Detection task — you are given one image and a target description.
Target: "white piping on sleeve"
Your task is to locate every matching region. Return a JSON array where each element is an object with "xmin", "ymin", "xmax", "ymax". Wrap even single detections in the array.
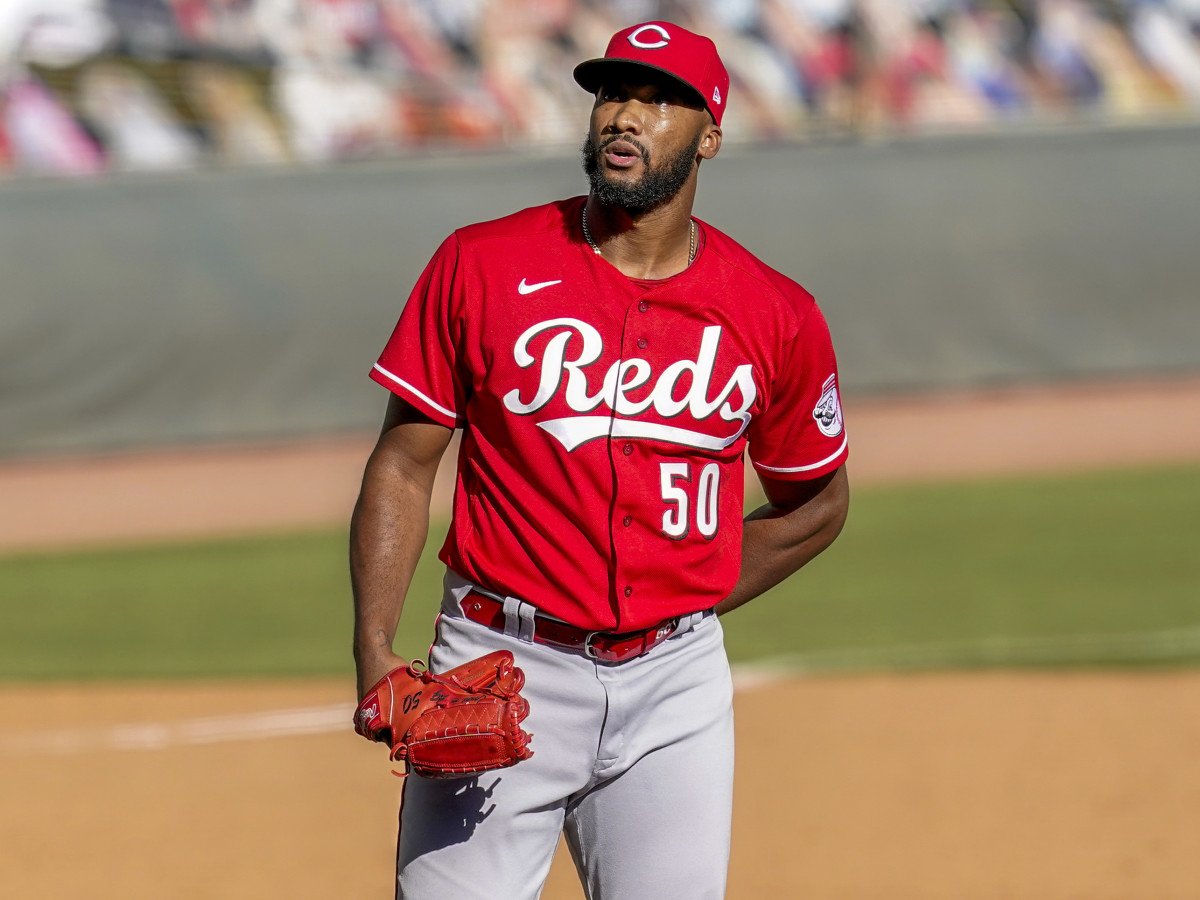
[
  {"xmin": 372, "ymin": 363, "xmax": 458, "ymax": 421},
  {"xmin": 754, "ymin": 434, "xmax": 848, "ymax": 474}
]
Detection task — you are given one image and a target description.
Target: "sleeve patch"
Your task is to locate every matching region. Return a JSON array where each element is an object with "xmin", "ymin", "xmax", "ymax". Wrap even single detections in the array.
[{"xmin": 812, "ymin": 374, "xmax": 843, "ymax": 438}]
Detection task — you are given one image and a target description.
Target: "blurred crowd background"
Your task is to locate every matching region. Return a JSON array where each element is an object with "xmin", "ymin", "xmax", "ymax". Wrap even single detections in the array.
[{"xmin": 2, "ymin": 0, "xmax": 1199, "ymax": 177}]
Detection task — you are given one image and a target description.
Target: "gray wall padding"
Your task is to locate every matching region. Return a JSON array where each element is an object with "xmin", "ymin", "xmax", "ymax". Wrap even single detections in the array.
[{"xmin": 2, "ymin": 125, "xmax": 1197, "ymax": 456}]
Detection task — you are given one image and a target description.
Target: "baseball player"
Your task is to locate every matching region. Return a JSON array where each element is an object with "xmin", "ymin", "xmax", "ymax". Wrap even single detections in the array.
[{"xmin": 351, "ymin": 21, "xmax": 850, "ymax": 900}]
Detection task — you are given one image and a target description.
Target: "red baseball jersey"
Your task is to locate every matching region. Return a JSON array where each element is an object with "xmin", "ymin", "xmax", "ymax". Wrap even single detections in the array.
[{"xmin": 372, "ymin": 197, "xmax": 848, "ymax": 631}]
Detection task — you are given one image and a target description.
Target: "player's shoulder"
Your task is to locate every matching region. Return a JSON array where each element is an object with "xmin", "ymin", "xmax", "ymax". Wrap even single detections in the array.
[
  {"xmin": 699, "ymin": 219, "xmax": 817, "ymax": 318},
  {"xmin": 453, "ymin": 198, "xmax": 580, "ymax": 248}
]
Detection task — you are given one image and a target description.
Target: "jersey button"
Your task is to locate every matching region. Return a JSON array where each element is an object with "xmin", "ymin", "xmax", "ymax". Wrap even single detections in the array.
[
  {"xmin": 637, "ymin": 338, "xmax": 647, "ymax": 349},
  {"xmin": 623, "ymin": 515, "xmax": 632, "ymax": 526},
  {"xmin": 624, "ymin": 586, "xmax": 633, "ymax": 598},
  {"xmin": 638, "ymin": 300, "xmax": 649, "ymax": 312},
  {"xmin": 622, "ymin": 443, "xmax": 633, "ymax": 456}
]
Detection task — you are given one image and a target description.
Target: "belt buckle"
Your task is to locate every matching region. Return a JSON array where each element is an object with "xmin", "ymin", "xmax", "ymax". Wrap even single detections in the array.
[
  {"xmin": 583, "ymin": 631, "xmax": 603, "ymax": 660},
  {"xmin": 585, "ymin": 630, "xmax": 646, "ymax": 663},
  {"xmin": 584, "ymin": 631, "xmax": 628, "ymax": 663}
]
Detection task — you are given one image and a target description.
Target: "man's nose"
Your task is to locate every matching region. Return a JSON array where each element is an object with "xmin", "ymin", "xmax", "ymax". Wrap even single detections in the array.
[{"xmin": 603, "ymin": 99, "xmax": 643, "ymax": 135}]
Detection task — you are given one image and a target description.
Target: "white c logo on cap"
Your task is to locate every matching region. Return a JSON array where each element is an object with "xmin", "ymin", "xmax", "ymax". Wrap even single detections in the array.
[{"xmin": 628, "ymin": 24, "xmax": 670, "ymax": 50}]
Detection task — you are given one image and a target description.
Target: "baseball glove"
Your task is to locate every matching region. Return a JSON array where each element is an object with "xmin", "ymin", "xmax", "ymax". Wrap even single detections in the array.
[{"xmin": 353, "ymin": 650, "xmax": 533, "ymax": 779}]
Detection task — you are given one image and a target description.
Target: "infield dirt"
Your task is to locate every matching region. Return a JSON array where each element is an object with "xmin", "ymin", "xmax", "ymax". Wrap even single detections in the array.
[
  {"xmin": 2, "ymin": 378, "xmax": 1199, "ymax": 898},
  {"xmin": 2, "ymin": 672, "xmax": 1200, "ymax": 899}
]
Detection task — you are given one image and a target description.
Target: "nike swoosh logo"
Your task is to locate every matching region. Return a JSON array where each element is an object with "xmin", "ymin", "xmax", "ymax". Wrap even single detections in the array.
[{"xmin": 518, "ymin": 278, "xmax": 562, "ymax": 295}]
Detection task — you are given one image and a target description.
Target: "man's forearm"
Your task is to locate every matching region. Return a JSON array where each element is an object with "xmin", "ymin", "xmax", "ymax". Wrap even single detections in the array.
[
  {"xmin": 350, "ymin": 450, "xmax": 436, "ymax": 696},
  {"xmin": 716, "ymin": 467, "xmax": 849, "ymax": 616}
]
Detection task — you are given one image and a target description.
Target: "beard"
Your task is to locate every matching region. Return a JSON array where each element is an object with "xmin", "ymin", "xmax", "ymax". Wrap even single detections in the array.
[{"xmin": 581, "ymin": 131, "xmax": 702, "ymax": 213}]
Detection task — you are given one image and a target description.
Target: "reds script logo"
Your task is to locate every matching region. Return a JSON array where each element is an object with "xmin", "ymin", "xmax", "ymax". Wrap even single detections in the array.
[{"xmin": 503, "ymin": 318, "xmax": 756, "ymax": 452}]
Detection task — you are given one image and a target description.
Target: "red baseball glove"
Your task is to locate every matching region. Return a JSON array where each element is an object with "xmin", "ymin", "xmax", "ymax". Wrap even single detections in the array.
[{"xmin": 353, "ymin": 650, "xmax": 533, "ymax": 778}]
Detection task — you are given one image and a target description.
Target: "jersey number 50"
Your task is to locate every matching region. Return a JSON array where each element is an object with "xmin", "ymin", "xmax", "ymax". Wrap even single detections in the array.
[{"xmin": 660, "ymin": 462, "xmax": 720, "ymax": 540}]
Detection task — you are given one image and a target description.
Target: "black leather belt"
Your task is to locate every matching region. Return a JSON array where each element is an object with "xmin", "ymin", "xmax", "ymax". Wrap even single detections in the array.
[{"xmin": 461, "ymin": 590, "xmax": 686, "ymax": 663}]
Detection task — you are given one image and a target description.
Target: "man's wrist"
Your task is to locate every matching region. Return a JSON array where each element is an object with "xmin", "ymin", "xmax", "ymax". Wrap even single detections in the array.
[
  {"xmin": 354, "ymin": 640, "xmax": 409, "ymax": 698},
  {"xmin": 353, "ymin": 624, "xmax": 397, "ymax": 663}
]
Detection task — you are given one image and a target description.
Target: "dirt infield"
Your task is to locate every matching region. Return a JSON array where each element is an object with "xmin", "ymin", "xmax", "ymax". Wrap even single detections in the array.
[
  {"xmin": 2, "ymin": 377, "xmax": 1200, "ymax": 898},
  {"xmin": 3, "ymin": 672, "xmax": 1200, "ymax": 899}
]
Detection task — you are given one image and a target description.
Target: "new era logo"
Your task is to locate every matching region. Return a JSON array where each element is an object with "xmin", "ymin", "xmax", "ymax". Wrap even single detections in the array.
[{"xmin": 712, "ymin": 87, "xmax": 722, "ymax": 105}]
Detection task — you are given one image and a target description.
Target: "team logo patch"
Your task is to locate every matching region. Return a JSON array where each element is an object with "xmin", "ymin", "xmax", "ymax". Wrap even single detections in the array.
[
  {"xmin": 628, "ymin": 24, "xmax": 670, "ymax": 50},
  {"xmin": 812, "ymin": 374, "xmax": 843, "ymax": 437}
]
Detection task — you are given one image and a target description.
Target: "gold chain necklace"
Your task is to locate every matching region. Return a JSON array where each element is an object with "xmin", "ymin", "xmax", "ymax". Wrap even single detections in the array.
[{"xmin": 582, "ymin": 205, "xmax": 696, "ymax": 265}]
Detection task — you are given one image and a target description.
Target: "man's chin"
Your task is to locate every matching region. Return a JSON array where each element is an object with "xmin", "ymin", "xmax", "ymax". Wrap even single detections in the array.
[
  {"xmin": 596, "ymin": 169, "xmax": 643, "ymax": 191},
  {"xmin": 590, "ymin": 172, "xmax": 650, "ymax": 209}
]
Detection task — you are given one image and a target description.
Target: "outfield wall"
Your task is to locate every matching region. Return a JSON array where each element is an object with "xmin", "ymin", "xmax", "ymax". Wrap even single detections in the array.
[{"xmin": 2, "ymin": 125, "xmax": 1198, "ymax": 456}]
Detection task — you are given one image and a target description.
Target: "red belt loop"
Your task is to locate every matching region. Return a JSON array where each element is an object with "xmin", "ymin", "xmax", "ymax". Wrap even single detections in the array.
[{"xmin": 461, "ymin": 590, "xmax": 686, "ymax": 663}]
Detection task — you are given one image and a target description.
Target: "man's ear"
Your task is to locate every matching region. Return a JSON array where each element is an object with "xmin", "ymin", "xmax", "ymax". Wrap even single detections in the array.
[{"xmin": 699, "ymin": 125, "xmax": 722, "ymax": 160}]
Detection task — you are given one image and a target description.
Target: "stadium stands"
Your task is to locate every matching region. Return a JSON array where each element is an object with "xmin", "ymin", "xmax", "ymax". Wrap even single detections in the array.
[{"xmin": 2, "ymin": 0, "xmax": 1199, "ymax": 176}]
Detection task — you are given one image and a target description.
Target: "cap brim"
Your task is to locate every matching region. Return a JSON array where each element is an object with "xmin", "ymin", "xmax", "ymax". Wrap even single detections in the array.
[{"xmin": 573, "ymin": 58, "xmax": 707, "ymax": 112}]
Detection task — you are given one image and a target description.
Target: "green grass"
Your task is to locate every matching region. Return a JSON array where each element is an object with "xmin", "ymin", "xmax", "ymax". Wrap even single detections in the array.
[
  {"xmin": 725, "ymin": 464, "xmax": 1200, "ymax": 669},
  {"xmin": 0, "ymin": 528, "xmax": 453, "ymax": 679},
  {"xmin": 1, "ymin": 464, "xmax": 1198, "ymax": 680}
]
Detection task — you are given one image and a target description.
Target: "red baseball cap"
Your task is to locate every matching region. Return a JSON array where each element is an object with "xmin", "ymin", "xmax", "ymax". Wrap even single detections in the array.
[{"xmin": 573, "ymin": 22, "xmax": 730, "ymax": 126}]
